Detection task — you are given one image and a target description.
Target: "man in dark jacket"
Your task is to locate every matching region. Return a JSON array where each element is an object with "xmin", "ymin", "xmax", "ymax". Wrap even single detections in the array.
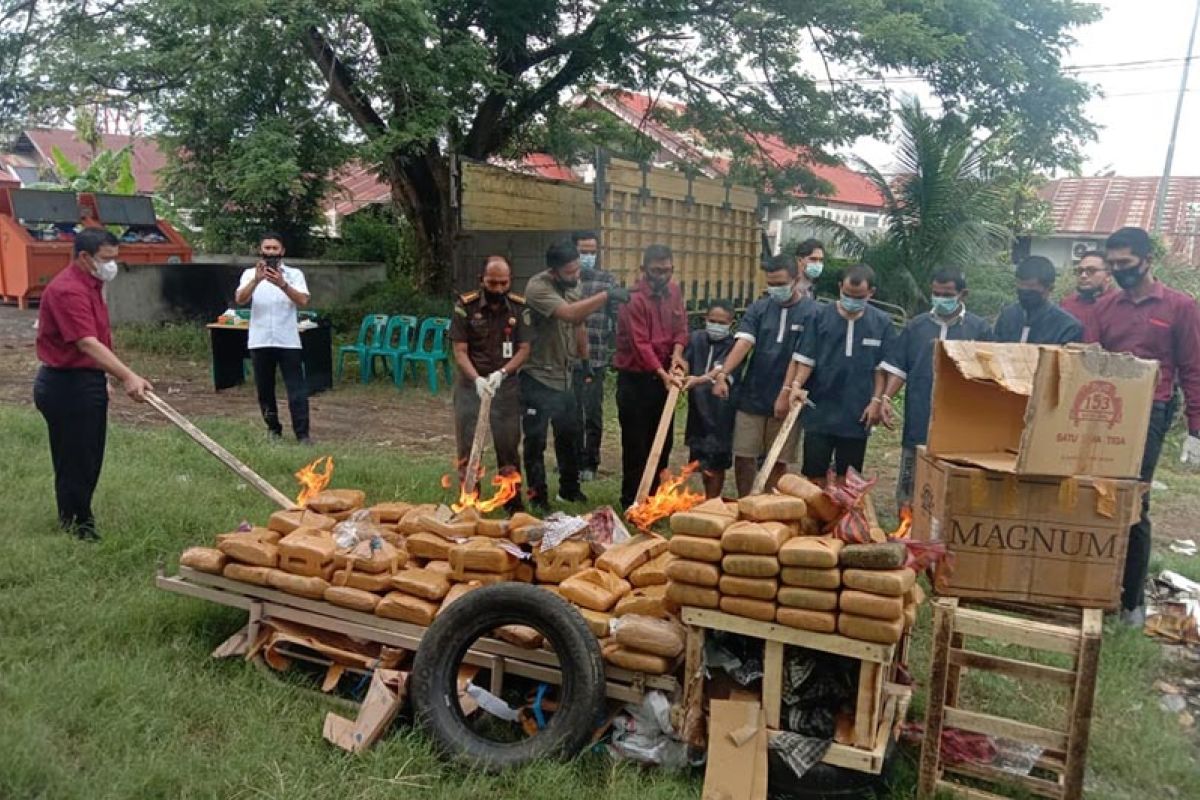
[
  {"xmin": 683, "ymin": 300, "xmax": 741, "ymax": 498},
  {"xmin": 993, "ymin": 256, "xmax": 1082, "ymax": 344}
]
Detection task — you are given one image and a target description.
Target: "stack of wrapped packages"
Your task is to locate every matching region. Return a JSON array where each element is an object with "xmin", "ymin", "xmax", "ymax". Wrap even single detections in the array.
[
  {"xmin": 665, "ymin": 475, "xmax": 922, "ymax": 645},
  {"xmin": 177, "ymin": 489, "xmax": 687, "ymax": 675}
]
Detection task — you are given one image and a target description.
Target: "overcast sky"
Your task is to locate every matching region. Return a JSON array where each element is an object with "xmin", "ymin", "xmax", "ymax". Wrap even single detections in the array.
[{"xmin": 851, "ymin": 0, "xmax": 1200, "ymax": 178}]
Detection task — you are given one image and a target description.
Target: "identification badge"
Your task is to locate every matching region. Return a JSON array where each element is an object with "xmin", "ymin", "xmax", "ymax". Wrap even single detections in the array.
[
  {"xmin": 503, "ymin": 341, "xmax": 513, "ymax": 358},
  {"xmin": 863, "ymin": 338, "xmax": 882, "ymax": 347}
]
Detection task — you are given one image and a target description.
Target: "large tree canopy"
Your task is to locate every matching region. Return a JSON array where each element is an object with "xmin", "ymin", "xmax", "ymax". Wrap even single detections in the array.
[{"xmin": 11, "ymin": 0, "xmax": 1098, "ymax": 288}]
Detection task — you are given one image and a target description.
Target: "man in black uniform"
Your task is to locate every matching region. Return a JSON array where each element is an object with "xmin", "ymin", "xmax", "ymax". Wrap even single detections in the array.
[
  {"xmin": 683, "ymin": 300, "xmax": 742, "ymax": 498},
  {"xmin": 993, "ymin": 256, "xmax": 1082, "ymax": 344},
  {"xmin": 449, "ymin": 256, "xmax": 531, "ymax": 509}
]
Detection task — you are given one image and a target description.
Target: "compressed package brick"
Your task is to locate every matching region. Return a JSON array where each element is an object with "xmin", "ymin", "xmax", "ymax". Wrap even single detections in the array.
[
  {"xmin": 718, "ymin": 575, "xmax": 779, "ymax": 600},
  {"xmin": 665, "ymin": 559, "xmax": 721, "ymax": 587},
  {"xmin": 218, "ymin": 526, "xmax": 281, "ymax": 546},
  {"xmin": 449, "ymin": 538, "xmax": 519, "ymax": 574},
  {"xmin": 776, "ymin": 607, "xmax": 837, "ymax": 634},
  {"xmin": 666, "ymin": 582, "xmax": 720, "ymax": 609},
  {"xmin": 668, "ymin": 535, "xmax": 724, "ymax": 562},
  {"xmin": 838, "ymin": 613, "xmax": 905, "ymax": 644},
  {"xmin": 476, "ymin": 518, "xmax": 509, "ymax": 538},
  {"xmin": 267, "ymin": 569, "xmax": 330, "ymax": 599},
  {"xmin": 180, "ymin": 547, "xmax": 225, "ymax": 574},
  {"xmin": 376, "ymin": 592, "xmax": 440, "ymax": 626},
  {"xmin": 407, "ymin": 532, "xmax": 453, "ymax": 561},
  {"xmin": 278, "ymin": 529, "xmax": 336, "ymax": 578},
  {"xmin": 331, "ymin": 569, "xmax": 394, "ymax": 592},
  {"xmin": 515, "ymin": 562, "xmax": 534, "ymax": 583},
  {"xmin": 420, "ymin": 515, "xmax": 477, "ymax": 540},
  {"xmin": 559, "ymin": 568, "xmax": 632, "ymax": 612},
  {"xmin": 779, "ymin": 566, "xmax": 841, "ymax": 590},
  {"xmin": 595, "ymin": 534, "xmax": 669, "ymax": 578},
  {"xmin": 423, "ymin": 560, "xmax": 453, "ymax": 576},
  {"xmin": 506, "ymin": 512, "xmax": 541, "ymax": 545},
  {"xmin": 508, "ymin": 512, "xmax": 540, "ymax": 530},
  {"xmin": 495, "ymin": 625, "xmax": 543, "ymax": 649},
  {"xmin": 776, "ymin": 474, "xmax": 841, "ymax": 522},
  {"xmin": 218, "ymin": 536, "xmax": 279, "ymax": 568},
  {"xmin": 536, "ymin": 558, "xmax": 592, "ymax": 584},
  {"xmin": 603, "ymin": 643, "xmax": 672, "ymax": 675},
  {"xmin": 436, "ymin": 581, "xmax": 481, "ymax": 617},
  {"xmin": 335, "ymin": 538, "xmax": 404, "ymax": 574},
  {"xmin": 534, "ymin": 539, "xmax": 591, "ymax": 573},
  {"xmin": 630, "ymin": 552, "xmax": 672, "ymax": 588},
  {"xmin": 693, "ymin": 497, "xmax": 741, "ymax": 518},
  {"xmin": 839, "ymin": 589, "xmax": 905, "ymax": 620},
  {"xmin": 306, "ymin": 489, "xmax": 366, "ymax": 514},
  {"xmin": 455, "ymin": 570, "xmax": 515, "ymax": 585},
  {"xmin": 799, "ymin": 517, "xmax": 824, "ymax": 536},
  {"xmin": 737, "ymin": 493, "xmax": 807, "ymax": 522},
  {"xmin": 904, "ymin": 602, "xmax": 918, "ymax": 629},
  {"xmin": 391, "ymin": 568, "xmax": 451, "ymax": 601},
  {"xmin": 369, "ymin": 502, "xmax": 413, "ymax": 524},
  {"xmin": 842, "ymin": 568, "xmax": 915, "ymax": 597},
  {"xmin": 669, "ymin": 507, "xmax": 735, "ymax": 538},
  {"xmin": 777, "ymin": 587, "xmax": 839, "ymax": 611},
  {"xmin": 721, "ymin": 554, "xmax": 780, "ymax": 578},
  {"xmin": 223, "ymin": 563, "xmax": 273, "ymax": 585},
  {"xmin": 614, "ymin": 615, "xmax": 685, "ymax": 658},
  {"xmin": 907, "ymin": 582, "xmax": 927, "ymax": 606},
  {"xmin": 323, "ymin": 586, "xmax": 381, "ymax": 612},
  {"xmin": 578, "ymin": 608, "xmax": 612, "ymax": 637},
  {"xmin": 778, "ymin": 536, "xmax": 844, "ymax": 568},
  {"xmin": 268, "ymin": 509, "xmax": 336, "ymax": 534},
  {"xmin": 397, "ymin": 504, "xmax": 440, "ymax": 535},
  {"xmin": 840, "ymin": 542, "xmax": 907, "ymax": 570},
  {"xmin": 719, "ymin": 596, "xmax": 777, "ymax": 622},
  {"xmin": 614, "ymin": 585, "xmax": 672, "ymax": 618},
  {"xmin": 721, "ymin": 520, "xmax": 792, "ymax": 555}
]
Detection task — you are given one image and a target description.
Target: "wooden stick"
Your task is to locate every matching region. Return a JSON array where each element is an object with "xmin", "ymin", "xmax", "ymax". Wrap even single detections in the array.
[
  {"xmin": 144, "ymin": 391, "xmax": 298, "ymax": 510},
  {"xmin": 463, "ymin": 390, "xmax": 493, "ymax": 495},
  {"xmin": 634, "ymin": 381, "xmax": 681, "ymax": 505},
  {"xmin": 750, "ymin": 401, "xmax": 803, "ymax": 495}
]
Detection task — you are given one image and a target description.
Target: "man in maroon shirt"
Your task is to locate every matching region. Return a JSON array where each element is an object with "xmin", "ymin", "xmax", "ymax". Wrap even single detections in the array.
[
  {"xmin": 613, "ymin": 244, "xmax": 689, "ymax": 509},
  {"xmin": 1060, "ymin": 249, "xmax": 1112, "ymax": 334},
  {"xmin": 1087, "ymin": 226, "xmax": 1200, "ymax": 625},
  {"xmin": 34, "ymin": 229, "xmax": 153, "ymax": 541}
]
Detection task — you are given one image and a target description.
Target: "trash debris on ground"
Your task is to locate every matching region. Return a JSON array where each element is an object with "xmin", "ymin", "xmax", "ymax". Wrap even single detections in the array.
[
  {"xmin": 1169, "ymin": 539, "xmax": 1198, "ymax": 557},
  {"xmin": 1146, "ymin": 570, "xmax": 1200, "ymax": 646}
]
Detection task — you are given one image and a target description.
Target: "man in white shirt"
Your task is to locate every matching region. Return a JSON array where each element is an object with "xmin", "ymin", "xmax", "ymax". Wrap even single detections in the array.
[{"xmin": 234, "ymin": 232, "xmax": 311, "ymax": 442}]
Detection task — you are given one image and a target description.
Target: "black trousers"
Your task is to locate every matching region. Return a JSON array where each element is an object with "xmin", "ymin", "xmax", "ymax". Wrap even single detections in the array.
[
  {"xmin": 520, "ymin": 373, "xmax": 581, "ymax": 501},
  {"xmin": 251, "ymin": 347, "xmax": 309, "ymax": 439},
  {"xmin": 617, "ymin": 371, "xmax": 672, "ymax": 508},
  {"xmin": 33, "ymin": 366, "xmax": 108, "ymax": 534},
  {"xmin": 801, "ymin": 431, "xmax": 869, "ymax": 479},
  {"xmin": 573, "ymin": 364, "xmax": 606, "ymax": 471},
  {"xmin": 1124, "ymin": 399, "xmax": 1176, "ymax": 610}
]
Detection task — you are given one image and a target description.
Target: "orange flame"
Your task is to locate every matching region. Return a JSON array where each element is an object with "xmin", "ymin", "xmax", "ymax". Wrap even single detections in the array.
[
  {"xmin": 447, "ymin": 468, "xmax": 523, "ymax": 514},
  {"xmin": 626, "ymin": 461, "xmax": 704, "ymax": 531},
  {"xmin": 294, "ymin": 456, "xmax": 334, "ymax": 507},
  {"xmin": 891, "ymin": 506, "xmax": 913, "ymax": 540}
]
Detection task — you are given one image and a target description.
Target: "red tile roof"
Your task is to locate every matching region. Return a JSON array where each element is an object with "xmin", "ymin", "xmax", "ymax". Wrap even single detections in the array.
[
  {"xmin": 20, "ymin": 128, "xmax": 166, "ymax": 194},
  {"xmin": 519, "ymin": 153, "xmax": 579, "ymax": 182},
  {"xmin": 326, "ymin": 161, "xmax": 392, "ymax": 217}
]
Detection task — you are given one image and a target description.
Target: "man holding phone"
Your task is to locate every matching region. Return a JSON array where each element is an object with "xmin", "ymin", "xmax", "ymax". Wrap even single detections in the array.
[{"xmin": 235, "ymin": 232, "xmax": 311, "ymax": 443}]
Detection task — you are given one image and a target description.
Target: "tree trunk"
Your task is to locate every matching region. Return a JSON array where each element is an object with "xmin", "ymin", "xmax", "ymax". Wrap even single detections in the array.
[{"xmin": 384, "ymin": 150, "xmax": 457, "ymax": 295}]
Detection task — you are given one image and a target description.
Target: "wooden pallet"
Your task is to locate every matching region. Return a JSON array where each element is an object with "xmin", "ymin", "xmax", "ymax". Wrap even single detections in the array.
[
  {"xmin": 918, "ymin": 599, "xmax": 1103, "ymax": 800},
  {"xmin": 680, "ymin": 607, "xmax": 911, "ymax": 775},
  {"xmin": 158, "ymin": 567, "xmax": 677, "ymax": 704}
]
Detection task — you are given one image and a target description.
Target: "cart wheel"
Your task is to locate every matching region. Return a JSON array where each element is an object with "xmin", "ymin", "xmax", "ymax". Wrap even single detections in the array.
[
  {"xmin": 410, "ymin": 583, "xmax": 606, "ymax": 772},
  {"xmin": 767, "ymin": 737, "xmax": 900, "ymax": 800}
]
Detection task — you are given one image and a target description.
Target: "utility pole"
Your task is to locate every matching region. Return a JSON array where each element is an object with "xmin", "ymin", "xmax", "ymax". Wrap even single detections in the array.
[{"xmin": 1153, "ymin": 0, "xmax": 1200, "ymax": 233}]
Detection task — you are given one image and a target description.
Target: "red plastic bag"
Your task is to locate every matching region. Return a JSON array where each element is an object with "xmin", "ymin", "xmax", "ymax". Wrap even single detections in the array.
[{"xmin": 826, "ymin": 468, "xmax": 877, "ymax": 544}]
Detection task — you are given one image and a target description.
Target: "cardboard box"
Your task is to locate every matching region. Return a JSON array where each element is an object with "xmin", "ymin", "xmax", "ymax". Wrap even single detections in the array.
[
  {"xmin": 912, "ymin": 447, "xmax": 1142, "ymax": 609},
  {"xmin": 927, "ymin": 341, "xmax": 1157, "ymax": 479}
]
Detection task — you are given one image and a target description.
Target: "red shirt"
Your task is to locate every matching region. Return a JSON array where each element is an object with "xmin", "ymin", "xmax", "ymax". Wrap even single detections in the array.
[
  {"xmin": 1084, "ymin": 280, "xmax": 1200, "ymax": 432},
  {"xmin": 36, "ymin": 261, "xmax": 112, "ymax": 370},
  {"xmin": 1060, "ymin": 288, "xmax": 1111, "ymax": 335},
  {"xmin": 613, "ymin": 279, "xmax": 688, "ymax": 373}
]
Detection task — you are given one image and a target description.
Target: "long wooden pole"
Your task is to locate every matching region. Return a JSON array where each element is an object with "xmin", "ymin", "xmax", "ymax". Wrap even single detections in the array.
[
  {"xmin": 634, "ymin": 382, "xmax": 682, "ymax": 505},
  {"xmin": 750, "ymin": 401, "xmax": 804, "ymax": 495},
  {"xmin": 144, "ymin": 391, "xmax": 298, "ymax": 510},
  {"xmin": 463, "ymin": 391, "xmax": 493, "ymax": 495}
]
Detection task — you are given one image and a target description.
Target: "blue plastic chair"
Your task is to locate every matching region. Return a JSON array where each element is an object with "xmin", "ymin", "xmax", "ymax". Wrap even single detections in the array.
[
  {"xmin": 400, "ymin": 317, "xmax": 453, "ymax": 393},
  {"xmin": 368, "ymin": 314, "xmax": 418, "ymax": 386},
  {"xmin": 336, "ymin": 314, "xmax": 389, "ymax": 383}
]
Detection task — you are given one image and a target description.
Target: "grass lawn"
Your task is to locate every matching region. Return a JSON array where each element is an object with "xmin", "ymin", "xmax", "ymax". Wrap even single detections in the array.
[{"xmin": 0, "ymin": 402, "xmax": 1197, "ymax": 799}]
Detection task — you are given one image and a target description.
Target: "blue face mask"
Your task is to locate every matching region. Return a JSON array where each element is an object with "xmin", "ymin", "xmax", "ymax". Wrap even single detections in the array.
[
  {"xmin": 705, "ymin": 322, "xmax": 731, "ymax": 340},
  {"xmin": 805, "ymin": 261, "xmax": 824, "ymax": 280},
  {"xmin": 931, "ymin": 296, "xmax": 961, "ymax": 317},
  {"xmin": 579, "ymin": 253, "xmax": 597, "ymax": 270},
  {"xmin": 839, "ymin": 294, "xmax": 868, "ymax": 314},
  {"xmin": 766, "ymin": 284, "xmax": 794, "ymax": 303}
]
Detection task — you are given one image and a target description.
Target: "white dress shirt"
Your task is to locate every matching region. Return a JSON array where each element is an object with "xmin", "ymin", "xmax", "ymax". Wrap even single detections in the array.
[{"xmin": 238, "ymin": 264, "xmax": 309, "ymax": 350}]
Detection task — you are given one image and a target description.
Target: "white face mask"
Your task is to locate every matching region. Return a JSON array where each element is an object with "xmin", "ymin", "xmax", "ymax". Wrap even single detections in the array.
[{"xmin": 96, "ymin": 259, "xmax": 119, "ymax": 282}]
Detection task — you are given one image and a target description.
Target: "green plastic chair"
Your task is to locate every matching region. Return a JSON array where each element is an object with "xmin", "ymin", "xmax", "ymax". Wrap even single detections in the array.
[
  {"xmin": 401, "ymin": 317, "xmax": 453, "ymax": 393},
  {"xmin": 336, "ymin": 314, "xmax": 389, "ymax": 383},
  {"xmin": 368, "ymin": 314, "xmax": 418, "ymax": 386}
]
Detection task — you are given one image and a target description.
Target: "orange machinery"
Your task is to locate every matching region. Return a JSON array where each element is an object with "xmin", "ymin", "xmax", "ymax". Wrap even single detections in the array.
[{"xmin": 0, "ymin": 188, "xmax": 191, "ymax": 308}]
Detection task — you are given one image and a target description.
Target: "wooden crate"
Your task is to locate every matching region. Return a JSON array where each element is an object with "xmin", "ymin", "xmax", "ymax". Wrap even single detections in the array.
[
  {"xmin": 680, "ymin": 607, "xmax": 911, "ymax": 775},
  {"xmin": 918, "ymin": 599, "xmax": 1103, "ymax": 800},
  {"xmin": 159, "ymin": 567, "xmax": 676, "ymax": 704}
]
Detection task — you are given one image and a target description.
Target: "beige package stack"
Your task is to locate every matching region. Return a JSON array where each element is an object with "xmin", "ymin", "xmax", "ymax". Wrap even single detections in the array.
[
  {"xmin": 836, "ymin": 542, "xmax": 916, "ymax": 644},
  {"xmin": 604, "ymin": 614, "xmax": 686, "ymax": 675},
  {"xmin": 666, "ymin": 498, "xmax": 738, "ymax": 609}
]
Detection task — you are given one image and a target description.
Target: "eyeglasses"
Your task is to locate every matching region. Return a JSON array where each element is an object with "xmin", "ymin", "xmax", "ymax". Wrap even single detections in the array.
[{"xmin": 1074, "ymin": 267, "xmax": 1108, "ymax": 277}]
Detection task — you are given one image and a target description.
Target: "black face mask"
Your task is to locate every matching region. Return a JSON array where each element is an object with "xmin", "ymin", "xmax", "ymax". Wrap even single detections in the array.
[
  {"xmin": 1077, "ymin": 286, "xmax": 1103, "ymax": 301},
  {"xmin": 483, "ymin": 289, "xmax": 508, "ymax": 304},
  {"xmin": 1017, "ymin": 289, "xmax": 1047, "ymax": 313},
  {"xmin": 262, "ymin": 254, "xmax": 282, "ymax": 267},
  {"xmin": 1112, "ymin": 264, "xmax": 1146, "ymax": 291}
]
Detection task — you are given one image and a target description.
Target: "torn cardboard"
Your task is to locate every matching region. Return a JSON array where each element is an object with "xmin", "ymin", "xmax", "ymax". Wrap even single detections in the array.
[
  {"xmin": 703, "ymin": 699, "xmax": 768, "ymax": 800},
  {"xmin": 323, "ymin": 669, "xmax": 407, "ymax": 753},
  {"xmin": 927, "ymin": 341, "xmax": 1157, "ymax": 479},
  {"xmin": 912, "ymin": 447, "xmax": 1143, "ymax": 609}
]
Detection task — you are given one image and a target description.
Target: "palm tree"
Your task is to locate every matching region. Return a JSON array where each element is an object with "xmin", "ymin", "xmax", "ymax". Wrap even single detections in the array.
[{"xmin": 804, "ymin": 98, "xmax": 1010, "ymax": 313}]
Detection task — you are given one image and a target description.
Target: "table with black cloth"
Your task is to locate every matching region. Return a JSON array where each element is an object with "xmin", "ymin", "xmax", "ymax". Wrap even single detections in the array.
[{"xmin": 206, "ymin": 321, "xmax": 333, "ymax": 394}]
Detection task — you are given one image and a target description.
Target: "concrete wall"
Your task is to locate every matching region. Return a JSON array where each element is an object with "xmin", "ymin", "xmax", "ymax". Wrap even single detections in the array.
[{"xmin": 106, "ymin": 256, "xmax": 386, "ymax": 324}]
